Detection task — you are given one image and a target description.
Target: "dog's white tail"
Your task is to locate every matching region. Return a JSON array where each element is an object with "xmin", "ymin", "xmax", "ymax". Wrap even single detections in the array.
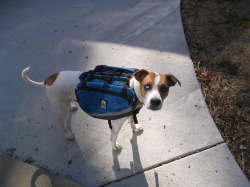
[{"xmin": 22, "ymin": 66, "xmax": 45, "ymax": 87}]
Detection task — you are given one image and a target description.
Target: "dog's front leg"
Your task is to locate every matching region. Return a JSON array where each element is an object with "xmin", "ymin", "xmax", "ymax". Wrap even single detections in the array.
[
  {"xmin": 110, "ymin": 117, "xmax": 127, "ymax": 150},
  {"xmin": 128, "ymin": 116, "xmax": 143, "ymax": 133}
]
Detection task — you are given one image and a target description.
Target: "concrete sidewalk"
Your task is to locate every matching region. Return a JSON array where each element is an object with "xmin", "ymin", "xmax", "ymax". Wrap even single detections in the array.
[
  {"xmin": 0, "ymin": 0, "xmax": 249, "ymax": 186},
  {"xmin": 0, "ymin": 154, "xmax": 82, "ymax": 187}
]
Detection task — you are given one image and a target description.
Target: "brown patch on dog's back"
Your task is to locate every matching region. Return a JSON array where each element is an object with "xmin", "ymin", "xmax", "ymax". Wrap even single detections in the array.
[{"xmin": 44, "ymin": 73, "xmax": 59, "ymax": 86}]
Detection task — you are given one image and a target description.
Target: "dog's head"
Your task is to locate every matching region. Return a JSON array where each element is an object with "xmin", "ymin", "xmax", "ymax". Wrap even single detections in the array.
[{"xmin": 130, "ymin": 69, "xmax": 181, "ymax": 110}]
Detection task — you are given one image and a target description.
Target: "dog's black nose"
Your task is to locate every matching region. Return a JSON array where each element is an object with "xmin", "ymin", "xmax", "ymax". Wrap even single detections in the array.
[{"xmin": 150, "ymin": 98, "xmax": 161, "ymax": 107}]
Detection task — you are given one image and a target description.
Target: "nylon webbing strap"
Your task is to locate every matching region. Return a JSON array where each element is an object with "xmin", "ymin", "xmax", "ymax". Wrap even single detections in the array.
[
  {"xmin": 95, "ymin": 65, "xmax": 121, "ymax": 76},
  {"xmin": 133, "ymin": 113, "xmax": 138, "ymax": 124},
  {"xmin": 121, "ymin": 84, "xmax": 128, "ymax": 96},
  {"xmin": 132, "ymin": 107, "xmax": 142, "ymax": 124},
  {"xmin": 103, "ymin": 76, "xmax": 112, "ymax": 88},
  {"xmin": 81, "ymin": 70, "xmax": 94, "ymax": 87},
  {"xmin": 108, "ymin": 120, "xmax": 112, "ymax": 129}
]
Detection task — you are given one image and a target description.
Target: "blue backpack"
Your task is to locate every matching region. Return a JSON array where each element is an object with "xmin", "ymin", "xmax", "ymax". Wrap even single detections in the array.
[{"xmin": 75, "ymin": 65, "xmax": 141, "ymax": 128}]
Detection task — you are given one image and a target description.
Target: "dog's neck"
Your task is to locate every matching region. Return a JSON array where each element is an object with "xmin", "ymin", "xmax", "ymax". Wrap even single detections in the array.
[{"xmin": 129, "ymin": 77, "xmax": 144, "ymax": 105}]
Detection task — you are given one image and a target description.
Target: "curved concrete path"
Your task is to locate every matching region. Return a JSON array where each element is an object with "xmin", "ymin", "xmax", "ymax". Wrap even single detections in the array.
[{"xmin": 0, "ymin": 0, "xmax": 249, "ymax": 186}]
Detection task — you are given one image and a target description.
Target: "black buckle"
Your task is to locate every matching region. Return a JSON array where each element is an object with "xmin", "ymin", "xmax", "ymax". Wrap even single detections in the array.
[{"xmin": 121, "ymin": 84, "xmax": 128, "ymax": 96}]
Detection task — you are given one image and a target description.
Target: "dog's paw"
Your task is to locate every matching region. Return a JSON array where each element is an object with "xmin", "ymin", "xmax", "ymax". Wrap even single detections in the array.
[
  {"xmin": 69, "ymin": 103, "xmax": 78, "ymax": 111},
  {"xmin": 66, "ymin": 132, "xmax": 75, "ymax": 141},
  {"xmin": 112, "ymin": 143, "xmax": 122, "ymax": 150},
  {"xmin": 133, "ymin": 125, "xmax": 143, "ymax": 133}
]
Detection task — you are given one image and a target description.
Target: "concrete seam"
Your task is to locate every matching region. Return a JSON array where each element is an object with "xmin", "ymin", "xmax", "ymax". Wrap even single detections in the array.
[{"xmin": 101, "ymin": 141, "xmax": 225, "ymax": 186}]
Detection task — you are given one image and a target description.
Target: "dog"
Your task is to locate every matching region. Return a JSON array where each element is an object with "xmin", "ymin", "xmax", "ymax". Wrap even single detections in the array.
[{"xmin": 22, "ymin": 66, "xmax": 181, "ymax": 150}]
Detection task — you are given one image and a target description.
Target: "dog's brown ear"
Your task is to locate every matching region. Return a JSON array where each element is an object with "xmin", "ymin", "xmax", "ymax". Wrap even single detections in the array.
[
  {"xmin": 166, "ymin": 74, "xmax": 181, "ymax": 87},
  {"xmin": 132, "ymin": 69, "xmax": 149, "ymax": 82}
]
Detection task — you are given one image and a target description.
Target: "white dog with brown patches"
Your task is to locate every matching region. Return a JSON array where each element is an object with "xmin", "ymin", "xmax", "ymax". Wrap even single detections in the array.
[{"xmin": 22, "ymin": 66, "xmax": 181, "ymax": 150}]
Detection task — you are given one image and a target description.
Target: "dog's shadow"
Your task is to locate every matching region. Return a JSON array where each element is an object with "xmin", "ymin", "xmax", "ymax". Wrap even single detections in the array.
[{"xmin": 112, "ymin": 131, "xmax": 149, "ymax": 186}]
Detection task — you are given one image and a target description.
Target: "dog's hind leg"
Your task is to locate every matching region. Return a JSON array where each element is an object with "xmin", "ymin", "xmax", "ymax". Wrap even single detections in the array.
[
  {"xmin": 69, "ymin": 102, "xmax": 78, "ymax": 111},
  {"xmin": 58, "ymin": 105, "xmax": 75, "ymax": 140},
  {"xmin": 49, "ymin": 99, "xmax": 75, "ymax": 140},
  {"xmin": 110, "ymin": 117, "xmax": 127, "ymax": 150}
]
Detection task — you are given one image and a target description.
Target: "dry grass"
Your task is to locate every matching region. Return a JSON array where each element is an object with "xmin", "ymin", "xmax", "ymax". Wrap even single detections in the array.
[{"xmin": 181, "ymin": 0, "xmax": 250, "ymax": 179}]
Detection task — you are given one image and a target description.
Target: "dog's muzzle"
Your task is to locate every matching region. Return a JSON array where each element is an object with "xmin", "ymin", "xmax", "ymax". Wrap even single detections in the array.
[{"xmin": 149, "ymin": 98, "xmax": 162, "ymax": 110}]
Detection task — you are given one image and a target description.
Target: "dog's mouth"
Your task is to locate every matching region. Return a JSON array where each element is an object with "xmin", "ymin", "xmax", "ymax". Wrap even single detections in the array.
[{"xmin": 148, "ymin": 105, "xmax": 162, "ymax": 111}]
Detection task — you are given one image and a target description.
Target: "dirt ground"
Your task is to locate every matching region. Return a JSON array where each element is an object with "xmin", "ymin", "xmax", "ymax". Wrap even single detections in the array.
[{"xmin": 181, "ymin": 0, "xmax": 249, "ymax": 179}]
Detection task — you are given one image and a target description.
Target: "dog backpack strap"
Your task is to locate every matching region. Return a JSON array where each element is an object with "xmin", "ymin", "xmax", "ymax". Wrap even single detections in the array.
[
  {"xmin": 94, "ymin": 65, "xmax": 121, "ymax": 76},
  {"xmin": 103, "ymin": 76, "xmax": 112, "ymax": 88},
  {"xmin": 121, "ymin": 84, "xmax": 128, "ymax": 97},
  {"xmin": 107, "ymin": 107, "xmax": 141, "ymax": 129},
  {"xmin": 94, "ymin": 65, "xmax": 121, "ymax": 88},
  {"xmin": 108, "ymin": 120, "xmax": 112, "ymax": 129},
  {"xmin": 79, "ymin": 70, "xmax": 95, "ymax": 87},
  {"xmin": 132, "ymin": 107, "xmax": 142, "ymax": 124}
]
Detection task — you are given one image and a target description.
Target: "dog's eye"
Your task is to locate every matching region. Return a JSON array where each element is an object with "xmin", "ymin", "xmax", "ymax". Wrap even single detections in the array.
[
  {"xmin": 160, "ymin": 86, "xmax": 169, "ymax": 93},
  {"xmin": 144, "ymin": 84, "xmax": 152, "ymax": 90}
]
